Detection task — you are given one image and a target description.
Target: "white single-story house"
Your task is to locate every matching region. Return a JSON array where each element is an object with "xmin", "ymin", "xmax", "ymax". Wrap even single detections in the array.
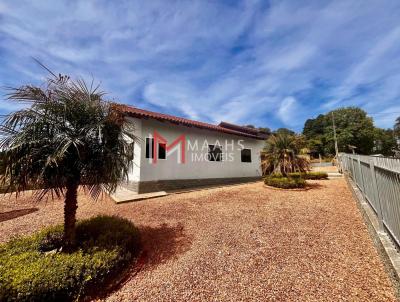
[{"xmin": 116, "ymin": 104, "xmax": 268, "ymax": 193}]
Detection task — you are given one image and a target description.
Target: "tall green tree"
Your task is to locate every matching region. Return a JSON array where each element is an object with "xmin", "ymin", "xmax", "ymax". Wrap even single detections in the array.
[
  {"xmin": 395, "ymin": 117, "xmax": 400, "ymax": 138},
  {"xmin": 274, "ymin": 127, "xmax": 296, "ymax": 136},
  {"xmin": 303, "ymin": 114, "xmax": 327, "ymax": 156},
  {"xmin": 244, "ymin": 125, "xmax": 271, "ymax": 136},
  {"xmin": 258, "ymin": 127, "xmax": 271, "ymax": 136},
  {"xmin": 303, "ymin": 107, "xmax": 375, "ymax": 155},
  {"xmin": 0, "ymin": 73, "xmax": 136, "ymax": 251},
  {"xmin": 373, "ymin": 128, "xmax": 397, "ymax": 156},
  {"xmin": 303, "ymin": 114, "xmax": 325, "ymax": 139}
]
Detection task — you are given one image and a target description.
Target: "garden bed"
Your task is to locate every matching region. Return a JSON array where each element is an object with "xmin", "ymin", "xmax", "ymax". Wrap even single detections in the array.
[
  {"xmin": 0, "ymin": 215, "xmax": 140, "ymax": 302},
  {"xmin": 264, "ymin": 171, "xmax": 329, "ymax": 189},
  {"xmin": 264, "ymin": 175, "xmax": 307, "ymax": 189}
]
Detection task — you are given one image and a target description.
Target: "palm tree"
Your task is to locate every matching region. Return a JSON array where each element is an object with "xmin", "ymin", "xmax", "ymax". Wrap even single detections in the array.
[
  {"xmin": 0, "ymin": 72, "xmax": 136, "ymax": 251},
  {"xmin": 261, "ymin": 133, "xmax": 310, "ymax": 176}
]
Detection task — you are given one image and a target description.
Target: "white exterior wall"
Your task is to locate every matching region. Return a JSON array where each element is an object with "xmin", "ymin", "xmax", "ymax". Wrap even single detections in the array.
[
  {"xmin": 135, "ymin": 119, "xmax": 265, "ymax": 182},
  {"xmin": 126, "ymin": 117, "xmax": 142, "ymax": 182}
]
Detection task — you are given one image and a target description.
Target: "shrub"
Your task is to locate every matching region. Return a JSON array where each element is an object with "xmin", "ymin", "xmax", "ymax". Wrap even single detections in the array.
[
  {"xmin": 270, "ymin": 171, "xmax": 329, "ymax": 180},
  {"xmin": 0, "ymin": 215, "xmax": 140, "ymax": 302},
  {"xmin": 302, "ymin": 171, "xmax": 328, "ymax": 180},
  {"xmin": 264, "ymin": 176, "xmax": 306, "ymax": 189}
]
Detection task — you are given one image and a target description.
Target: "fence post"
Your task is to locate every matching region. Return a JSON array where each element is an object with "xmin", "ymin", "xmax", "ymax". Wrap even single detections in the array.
[
  {"xmin": 370, "ymin": 158, "xmax": 384, "ymax": 230},
  {"xmin": 357, "ymin": 155, "xmax": 366, "ymax": 194}
]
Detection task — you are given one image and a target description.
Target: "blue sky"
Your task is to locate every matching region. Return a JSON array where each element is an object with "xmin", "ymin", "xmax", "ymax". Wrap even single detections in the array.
[{"xmin": 1, "ymin": 0, "xmax": 400, "ymax": 132}]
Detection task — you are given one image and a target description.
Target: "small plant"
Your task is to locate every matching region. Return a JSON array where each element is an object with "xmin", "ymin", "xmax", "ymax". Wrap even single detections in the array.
[
  {"xmin": 38, "ymin": 227, "xmax": 64, "ymax": 252},
  {"xmin": 268, "ymin": 171, "xmax": 328, "ymax": 180},
  {"xmin": 287, "ymin": 171, "xmax": 328, "ymax": 180},
  {"xmin": 302, "ymin": 171, "xmax": 328, "ymax": 180},
  {"xmin": 264, "ymin": 176, "xmax": 306, "ymax": 189},
  {"xmin": 0, "ymin": 215, "xmax": 140, "ymax": 302}
]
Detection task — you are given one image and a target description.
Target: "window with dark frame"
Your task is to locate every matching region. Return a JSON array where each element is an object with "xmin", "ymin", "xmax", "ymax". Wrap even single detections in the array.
[
  {"xmin": 145, "ymin": 138, "xmax": 154, "ymax": 159},
  {"xmin": 208, "ymin": 144, "xmax": 222, "ymax": 161},
  {"xmin": 158, "ymin": 142, "xmax": 166, "ymax": 159},
  {"xmin": 241, "ymin": 148, "xmax": 251, "ymax": 162}
]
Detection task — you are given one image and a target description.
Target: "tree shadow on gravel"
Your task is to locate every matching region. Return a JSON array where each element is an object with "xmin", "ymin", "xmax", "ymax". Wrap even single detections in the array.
[
  {"xmin": 139, "ymin": 222, "xmax": 192, "ymax": 267},
  {"xmin": 305, "ymin": 182, "xmax": 325, "ymax": 190},
  {"xmin": 91, "ymin": 223, "xmax": 191, "ymax": 300},
  {"xmin": 0, "ymin": 208, "xmax": 39, "ymax": 222}
]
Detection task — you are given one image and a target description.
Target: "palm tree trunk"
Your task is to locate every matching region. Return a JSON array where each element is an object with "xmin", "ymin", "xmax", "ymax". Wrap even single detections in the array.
[{"xmin": 63, "ymin": 180, "xmax": 79, "ymax": 251}]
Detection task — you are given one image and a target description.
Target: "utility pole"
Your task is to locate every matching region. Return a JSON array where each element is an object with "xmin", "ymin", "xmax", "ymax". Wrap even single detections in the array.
[{"xmin": 331, "ymin": 112, "xmax": 339, "ymax": 158}]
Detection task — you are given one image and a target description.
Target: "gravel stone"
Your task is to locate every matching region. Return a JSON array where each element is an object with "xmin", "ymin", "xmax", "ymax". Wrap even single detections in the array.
[{"xmin": 0, "ymin": 179, "xmax": 397, "ymax": 301}]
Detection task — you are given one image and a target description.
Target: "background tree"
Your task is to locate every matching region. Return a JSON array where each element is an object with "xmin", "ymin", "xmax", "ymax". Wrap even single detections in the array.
[
  {"xmin": 244, "ymin": 125, "xmax": 271, "ymax": 136},
  {"xmin": 261, "ymin": 132, "xmax": 310, "ymax": 176},
  {"xmin": 274, "ymin": 127, "xmax": 296, "ymax": 136},
  {"xmin": 395, "ymin": 117, "xmax": 400, "ymax": 138},
  {"xmin": 258, "ymin": 127, "xmax": 271, "ymax": 136},
  {"xmin": 372, "ymin": 128, "xmax": 397, "ymax": 156},
  {"xmin": 303, "ymin": 114, "xmax": 325, "ymax": 139},
  {"xmin": 305, "ymin": 138, "xmax": 324, "ymax": 157},
  {"xmin": 0, "ymin": 72, "xmax": 136, "ymax": 251},
  {"xmin": 303, "ymin": 107, "xmax": 375, "ymax": 156}
]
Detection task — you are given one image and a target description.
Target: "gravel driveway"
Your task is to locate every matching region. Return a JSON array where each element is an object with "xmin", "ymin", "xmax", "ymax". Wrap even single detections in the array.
[{"xmin": 0, "ymin": 179, "xmax": 397, "ymax": 301}]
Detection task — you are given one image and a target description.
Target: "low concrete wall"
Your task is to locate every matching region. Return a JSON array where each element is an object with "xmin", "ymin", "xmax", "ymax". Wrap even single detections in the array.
[
  {"xmin": 130, "ymin": 177, "xmax": 261, "ymax": 193},
  {"xmin": 345, "ymin": 174, "xmax": 400, "ymax": 292}
]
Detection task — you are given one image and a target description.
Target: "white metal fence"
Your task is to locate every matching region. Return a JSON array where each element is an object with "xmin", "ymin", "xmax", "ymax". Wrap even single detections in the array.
[{"xmin": 340, "ymin": 153, "xmax": 400, "ymax": 249}]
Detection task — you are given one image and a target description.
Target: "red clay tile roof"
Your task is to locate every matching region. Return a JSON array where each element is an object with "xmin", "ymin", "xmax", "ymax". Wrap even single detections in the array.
[
  {"xmin": 114, "ymin": 103, "xmax": 266, "ymax": 140},
  {"xmin": 218, "ymin": 121, "xmax": 260, "ymax": 135}
]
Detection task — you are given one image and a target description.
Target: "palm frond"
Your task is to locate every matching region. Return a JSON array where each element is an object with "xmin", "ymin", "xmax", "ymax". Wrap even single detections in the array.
[
  {"xmin": 261, "ymin": 133, "xmax": 310, "ymax": 176},
  {"xmin": 0, "ymin": 72, "xmax": 136, "ymax": 201}
]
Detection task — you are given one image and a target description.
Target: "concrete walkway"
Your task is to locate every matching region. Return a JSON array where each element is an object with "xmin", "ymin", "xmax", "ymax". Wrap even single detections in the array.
[{"xmin": 110, "ymin": 186, "xmax": 167, "ymax": 203}]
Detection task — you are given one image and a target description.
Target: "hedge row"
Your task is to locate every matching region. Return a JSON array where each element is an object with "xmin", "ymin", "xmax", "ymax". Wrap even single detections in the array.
[
  {"xmin": 269, "ymin": 171, "xmax": 328, "ymax": 180},
  {"xmin": 289, "ymin": 171, "xmax": 328, "ymax": 180},
  {"xmin": 264, "ymin": 176, "xmax": 306, "ymax": 189},
  {"xmin": 0, "ymin": 215, "xmax": 140, "ymax": 302}
]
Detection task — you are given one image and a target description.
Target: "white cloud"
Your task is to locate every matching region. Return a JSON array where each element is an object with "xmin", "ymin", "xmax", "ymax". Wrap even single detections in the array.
[
  {"xmin": 1, "ymin": 0, "xmax": 400, "ymax": 131},
  {"xmin": 326, "ymin": 25, "xmax": 400, "ymax": 110},
  {"xmin": 277, "ymin": 96, "xmax": 304, "ymax": 127},
  {"xmin": 370, "ymin": 106, "xmax": 400, "ymax": 129},
  {"xmin": 262, "ymin": 44, "xmax": 317, "ymax": 72}
]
